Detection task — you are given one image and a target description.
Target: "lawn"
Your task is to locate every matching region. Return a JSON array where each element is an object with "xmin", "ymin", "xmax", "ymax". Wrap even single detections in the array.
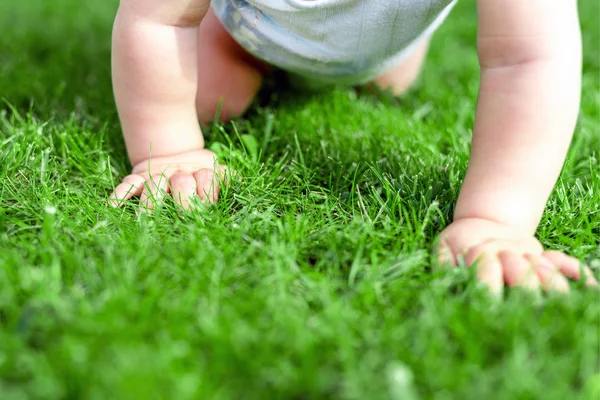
[{"xmin": 1, "ymin": 0, "xmax": 599, "ymax": 399}]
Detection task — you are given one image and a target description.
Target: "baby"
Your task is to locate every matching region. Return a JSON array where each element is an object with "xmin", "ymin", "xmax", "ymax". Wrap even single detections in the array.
[{"xmin": 110, "ymin": 0, "xmax": 597, "ymax": 294}]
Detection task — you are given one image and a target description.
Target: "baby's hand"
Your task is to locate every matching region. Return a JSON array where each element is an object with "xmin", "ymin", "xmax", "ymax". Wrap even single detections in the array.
[
  {"xmin": 110, "ymin": 149, "xmax": 225, "ymax": 211},
  {"xmin": 436, "ymin": 218, "xmax": 598, "ymax": 295}
]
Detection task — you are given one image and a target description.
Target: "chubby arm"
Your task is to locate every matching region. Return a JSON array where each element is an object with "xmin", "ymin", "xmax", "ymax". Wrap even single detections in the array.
[
  {"xmin": 454, "ymin": 0, "xmax": 582, "ymax": 235},
  {"xmin": 112, "ymin": 0, "xmax": 210, "ymax": 166}
]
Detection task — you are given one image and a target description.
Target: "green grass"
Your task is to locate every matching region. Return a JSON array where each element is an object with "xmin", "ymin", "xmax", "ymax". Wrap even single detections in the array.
[{"xmin": 1, "ymin": 0, "xmax": 599, "ymax": 399}]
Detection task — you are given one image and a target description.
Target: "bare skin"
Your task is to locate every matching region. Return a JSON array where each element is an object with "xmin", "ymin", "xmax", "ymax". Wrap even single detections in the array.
[{"xmin": 111, "ymin": 0, "xmax": 597, "ymax": 295}]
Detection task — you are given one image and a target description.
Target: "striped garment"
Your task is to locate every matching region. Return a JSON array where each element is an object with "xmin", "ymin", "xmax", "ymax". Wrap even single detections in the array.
[{"xmin": 212, "ymin": 0, "xmax": 457, "ymax": 84}]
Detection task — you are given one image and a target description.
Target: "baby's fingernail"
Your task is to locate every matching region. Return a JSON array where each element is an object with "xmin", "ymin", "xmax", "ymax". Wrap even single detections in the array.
[
  {"xmin": 586, "ymin": 277, "xmax": 599, "ymax": 288},
  {"xmin": 582, "ymin": 269, "xmax": 599, "ymax": 288},
  {"xmin": 435, "ymin": 241, "xmax": 455, "ymax": 268}
]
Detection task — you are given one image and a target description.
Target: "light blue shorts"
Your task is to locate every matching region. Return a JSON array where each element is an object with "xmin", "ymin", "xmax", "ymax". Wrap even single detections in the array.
[{"xmin": 212, "ymin": 0, "xmax": 457, "ymax": 86}]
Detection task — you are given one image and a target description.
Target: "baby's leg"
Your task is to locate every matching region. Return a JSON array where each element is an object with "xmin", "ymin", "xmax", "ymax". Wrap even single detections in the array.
[
  {"xmin": 196, "ymin": 8, "xmax": 270, "ymax": 123},
  {"xmin": 369, "ymin": 39, "xmax": 430, "ymax": 96}
]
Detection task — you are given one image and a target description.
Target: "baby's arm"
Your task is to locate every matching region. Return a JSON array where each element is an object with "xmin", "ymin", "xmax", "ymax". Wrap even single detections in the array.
[
  {"xmin": 438, "ymin": 0, "xmax": 597, "ymax": 293},
  {"xmin": 112, "ymin": 0, "xmax": 220, "ymax": 208},
  {"xmin": 455, "ymin": 0, "xmax": 580, "ymax": 234}
]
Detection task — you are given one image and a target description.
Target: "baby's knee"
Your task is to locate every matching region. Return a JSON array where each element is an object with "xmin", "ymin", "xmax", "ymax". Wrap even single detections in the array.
[
  {"xmin": 196, "ymin": 97, "xmax": 247, "ymax": 124},
  {"xmin": 370, "ymin": 74, "xmax": 420, "ymax": 96},
  {"xmin": 370, "ymin": 39, "xmax": 430, "ymax": 96}
]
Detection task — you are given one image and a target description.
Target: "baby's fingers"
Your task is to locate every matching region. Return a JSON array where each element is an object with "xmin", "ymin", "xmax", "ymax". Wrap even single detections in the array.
[
  {"xmin": 526, "ymin": 254, "xmax": 569, "ymax": 293},
  {"xmin": 140, "ymin": 174, "xmax": 169, "ymax": 212},
  {"xmin": 498, "ymin": 251, "xmax": 541, "ymax": 292},
  {"xmin": 111, "ymin": 174, "xmax": 146, "ymax": 206},
  {"xmin": 194, "ymin": 168, "xmax": 219, "ymax": 203},
  {"xmin": 464, "ymin": 246, "xmax": 504, "ymax": 296},
  {"xmin": 435, "ymin": 240, "xmax": 457, "ymax": 268},
  {"xmin": 169, "ymin": 172, "xmax": 197, "ymax": 210},
  {"xmin": 542, "ymin": 251, "xmax": 598, "ymax": 287}
]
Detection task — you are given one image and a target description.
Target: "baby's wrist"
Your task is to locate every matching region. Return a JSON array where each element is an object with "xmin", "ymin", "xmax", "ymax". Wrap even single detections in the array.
[
  {"xmin": 124, "ymin": 125, "xmax": 206, "ymax": 167},
  {"xmin": 452, "ymin": 207, "xmax": 539, "ymax": 237},
  {"xmin": 130, "ymin": 146, "xmax": 206, "ymax": 171},
  {"xmin": 453, "ymin": 182, "xmax": 548, "ymax": 236}
]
